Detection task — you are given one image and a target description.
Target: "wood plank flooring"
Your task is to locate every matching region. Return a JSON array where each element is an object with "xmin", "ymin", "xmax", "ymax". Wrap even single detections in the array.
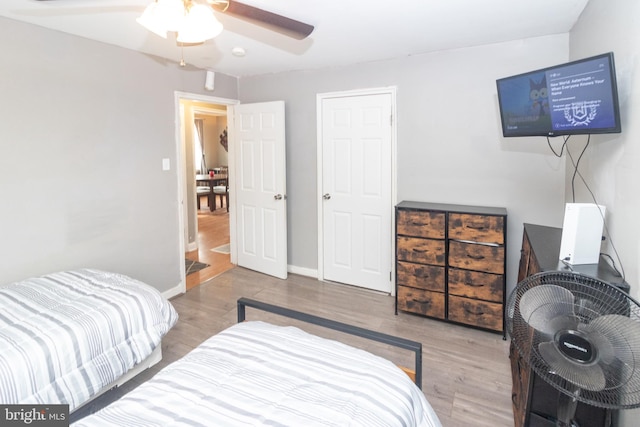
[
  {"xmin": 185, "ymin": 200, "xmax": 233, "ymax": 290},
  {"xmin": 71, "ymin": 267, "xmax": 514, "ymax": 426}
]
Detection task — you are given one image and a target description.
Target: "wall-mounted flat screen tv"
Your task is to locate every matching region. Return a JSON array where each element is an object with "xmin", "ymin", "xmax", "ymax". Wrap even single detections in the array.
[{"xmin": 496, "ymin": 52, "xmax": 621, "ymax": 137}]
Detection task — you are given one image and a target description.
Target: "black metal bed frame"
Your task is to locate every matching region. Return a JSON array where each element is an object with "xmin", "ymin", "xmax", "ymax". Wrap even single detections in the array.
[{"xmin": 236, "ymin": 297, "xmax": 423, "ymax": 389}]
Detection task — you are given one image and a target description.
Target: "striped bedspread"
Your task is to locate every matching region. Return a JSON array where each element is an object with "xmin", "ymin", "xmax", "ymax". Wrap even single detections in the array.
[
  {"xmin": 73, "ymin": 321, "xmax": 442, "ymax": 427},
  {"xmin": 0, "ymin": 269, "xmax": 178, "ymax": 410}
]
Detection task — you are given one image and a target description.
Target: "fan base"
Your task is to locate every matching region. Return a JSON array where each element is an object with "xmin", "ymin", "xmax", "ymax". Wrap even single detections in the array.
[{"xmin": 556, "ymin": 392, "xmax": 579, "ymax": 427}]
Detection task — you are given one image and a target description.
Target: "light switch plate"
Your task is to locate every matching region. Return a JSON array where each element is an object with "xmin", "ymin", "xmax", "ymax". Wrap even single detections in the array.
[{"xmin": 162, "ymin": 158, "xmax": 170, "ymax": 171}]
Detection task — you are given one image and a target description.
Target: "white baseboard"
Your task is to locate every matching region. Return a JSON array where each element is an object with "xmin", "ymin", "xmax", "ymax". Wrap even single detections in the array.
[
  {"xmin": 162, "ymin": 281, "xmax": 184, "ymax": 300},
  {"xmin": 186, "ymin": 242, "xmax": 198, "ymax": 252}
]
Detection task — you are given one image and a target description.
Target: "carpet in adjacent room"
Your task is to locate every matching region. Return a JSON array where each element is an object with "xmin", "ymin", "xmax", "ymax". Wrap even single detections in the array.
[
  {"xmin": 210, "ymin": 244, "xmax": 230, "ymax": 254},
  {"xmin": 185, "ymin": 259, "xmax": 209, "ymax": 275}
]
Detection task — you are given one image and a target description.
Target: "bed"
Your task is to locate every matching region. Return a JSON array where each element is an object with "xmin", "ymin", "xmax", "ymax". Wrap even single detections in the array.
[
  {"xmin": 0, "ymin": 268, "xmax": 178, "ymax": 412},
  {"xmin": 72, "ymin": 298, "xmax": 442, "ymax": 427}
]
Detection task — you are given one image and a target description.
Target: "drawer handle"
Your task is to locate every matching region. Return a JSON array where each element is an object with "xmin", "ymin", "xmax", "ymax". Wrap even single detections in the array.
[
  {"xmin": 411, "ymin": 222, "xmax": 427, "ymax": 227},
  {"xmin": 412, "ymin": 248, "xmax": 428, "ymax": 253},
  {"xmin": 466, "ymin": 254, "xmax": 485, "ymax": 260},
  {"xmin": 415, "ymin": 271, "xmax": 430, "ymax": 279},
  {"xmin": 466, "ymin": 224, "xmax": 486, "ymax": 230},
  {"xmin": 412, "ymin": 298, "xmax": 431, "ymax": 305},
  {"xmin": 464, "ymin": 307, "xmax": 484, "ymax": 316},
  {"xmin": 465, "ymin": 282, "xmax": 484, "ymax": 288}
]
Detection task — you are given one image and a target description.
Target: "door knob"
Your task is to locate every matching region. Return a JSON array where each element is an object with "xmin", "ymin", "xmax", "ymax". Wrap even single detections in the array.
[
  {"xmin": 274, "ymin": 194, "xmax": 283, "ymax": 200},
  {"xmin": 323, "ymin": 193, "xmax": 331, "ymax": 200}
]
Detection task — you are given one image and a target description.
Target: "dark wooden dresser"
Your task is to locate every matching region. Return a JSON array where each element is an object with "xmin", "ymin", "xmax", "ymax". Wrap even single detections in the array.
[
  {"xmin": 395, "ymin": 201, "xmax": 507, "ymax": 336},
  {"xmin": 512, "ymin": 223, "xmax": 628, "ymax": 427}
]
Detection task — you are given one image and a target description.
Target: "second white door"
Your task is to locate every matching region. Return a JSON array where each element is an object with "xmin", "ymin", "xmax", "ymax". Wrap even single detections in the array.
[
  {"xmin": 320, "ymin": 91, "xmax": 394, "ymax": 293},
  {"xmin": 232, "ymin": 101, "xmax": 288, "ymax": 280}
]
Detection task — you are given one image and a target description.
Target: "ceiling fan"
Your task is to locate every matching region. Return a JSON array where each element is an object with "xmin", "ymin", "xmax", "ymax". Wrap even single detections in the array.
[
  {"xmin": 35, "ymin": 0, "xmax": 314, "ymax": 40},
  {"xmin": 208, "ymin": 0, "xmax": 314, "ymax": 40}
]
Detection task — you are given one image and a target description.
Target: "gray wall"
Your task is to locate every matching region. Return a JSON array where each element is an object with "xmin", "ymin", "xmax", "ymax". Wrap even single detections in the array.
[
  {"xmin": 0, "ymin": 17, "xmax": 238, "ymax": 292},
  {"xmin": 239, "ymin": 34, "xmax": 570, "ymax": 294},
  {"xmin": 569, "ymin": 0, "xmax": 639, "ymax": 300},
  {"xmin": 569, "ymin": 3, "xmax": 640, "ymax": 423},
  {"xmin": 203, "ymin": 116, "xmax": 228, "ymax": 170}
]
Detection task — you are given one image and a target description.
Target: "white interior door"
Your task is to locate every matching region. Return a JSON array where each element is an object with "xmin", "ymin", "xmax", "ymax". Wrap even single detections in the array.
[
  {"xmin": 232, "ymin": 101, "xmax": 288, "ymax": 279},
  {"xmin": 320, "ymin": 91, "xmax": 393, "ymax": 293}
]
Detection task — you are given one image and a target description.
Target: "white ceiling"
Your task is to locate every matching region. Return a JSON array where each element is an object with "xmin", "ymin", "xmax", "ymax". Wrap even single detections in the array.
[{"xmin": 0, "ymin": 0, "xmax": 589, "ymax": 78}]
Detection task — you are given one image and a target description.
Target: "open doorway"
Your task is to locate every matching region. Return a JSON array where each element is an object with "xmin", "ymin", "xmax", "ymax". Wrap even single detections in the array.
[
  {"xmin": 186, "ymin": 206, "xmax": 232, "ymax": 290},
  {"xmin": 178, "ymin": 95, "xmax": 236, "ymax": 290}
]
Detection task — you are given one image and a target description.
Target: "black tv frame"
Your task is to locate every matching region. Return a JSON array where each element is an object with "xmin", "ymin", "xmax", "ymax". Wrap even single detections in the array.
[{"xmin": 496, "ymin": 52, "xmax": 622, "ymax": 138}]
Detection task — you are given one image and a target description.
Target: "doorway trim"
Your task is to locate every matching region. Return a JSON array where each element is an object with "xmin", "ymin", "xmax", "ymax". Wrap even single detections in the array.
[
  {"xmin": 316, "ymin": 86, "xmax": 398, "ymax": 294},
  {"xmin": 174, "ymin": 91, "xmax": 239, "ymax": 294}
]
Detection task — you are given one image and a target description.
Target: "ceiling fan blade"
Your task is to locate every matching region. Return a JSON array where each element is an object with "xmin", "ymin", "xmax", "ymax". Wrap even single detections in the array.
[
  {"xmin": 519, "ymin": 284, "xmax": 577, "ymax": 336},
  {"xmin": 211, "ymin": 0, "xmax": 314, "ymax": 40},
  {"xmin": 539, "ymin": 341, "xmax": 606, "ymax": 392}
]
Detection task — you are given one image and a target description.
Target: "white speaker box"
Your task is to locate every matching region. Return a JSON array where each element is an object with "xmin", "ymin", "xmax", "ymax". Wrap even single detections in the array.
[
  {"xmin": 559, "ymin": 203, "xmax": 606, "ymax": 265},
  {"xmin": 205, "ymin": 71, "xmax": 215, "ymax": 91}
]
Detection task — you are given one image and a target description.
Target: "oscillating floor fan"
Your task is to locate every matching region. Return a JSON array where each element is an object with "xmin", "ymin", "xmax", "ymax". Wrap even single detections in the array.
[{"xmin": 507, "ymin": 271, "xmax": 640, "ymax": 427}]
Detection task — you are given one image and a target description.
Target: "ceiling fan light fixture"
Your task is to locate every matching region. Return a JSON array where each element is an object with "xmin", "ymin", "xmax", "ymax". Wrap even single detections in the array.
[
  {"xmin": 155, "ymin": 0, "xmax": 186, "ymax": 32},
  {"xmin": 138, "ymin": 0, "xmax": 223, "ymax": 44},
  {"xmin": 136, "ymin": 2, "xmax": 169, "ymax": 38},
  {"xmin": 176, "ymin": 3, "xmax": 223, "ymax": 44}
]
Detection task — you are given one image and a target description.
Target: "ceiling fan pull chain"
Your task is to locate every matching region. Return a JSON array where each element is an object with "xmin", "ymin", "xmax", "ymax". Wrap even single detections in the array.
[{"xmin": 180, "ymin": 44, "xmax": 186, "ymax": 67}]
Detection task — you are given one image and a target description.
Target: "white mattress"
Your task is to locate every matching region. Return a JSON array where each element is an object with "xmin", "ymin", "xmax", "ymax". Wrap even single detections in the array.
[
  {"xmin": 0, "ymin": 269, "xmax": 178, "ymax": 411},
  {"xmin": 72, "ymin": 321, "xmax": 442, "ymax": 427}
]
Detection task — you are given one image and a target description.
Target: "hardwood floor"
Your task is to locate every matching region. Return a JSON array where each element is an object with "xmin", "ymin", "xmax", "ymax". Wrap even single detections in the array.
[
  {"xmin": 72, "ymin": 268, "xmax": 514, "ymax": 426},
  {"xmin": 185, "ymin": 199, "xmax": 234, "ymax": 290}
]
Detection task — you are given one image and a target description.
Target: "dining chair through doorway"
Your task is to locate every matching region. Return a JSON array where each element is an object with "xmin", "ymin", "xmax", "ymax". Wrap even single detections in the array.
[
  {"xmin": 196, "ymin": 186, "xmax": 212, "ymax": 210},
  {"xmin": 213, "ymin": 180, "xmax": 228, "ymax": 212}
]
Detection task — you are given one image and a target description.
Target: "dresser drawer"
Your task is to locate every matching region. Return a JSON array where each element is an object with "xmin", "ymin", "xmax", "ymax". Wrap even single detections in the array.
[
  {"xmin": 397, "ymin": 286, "xmax": 445, "ymax": 319},
  {"xmin": 397, "ymin": 210, "xmax": 445, "ymax": 239},
  {"xmin": 448, "ymin": 213, "xmax": 505, "ymax": 244},
  {"xmin": 448, "ymin": 240, "xmax": 504, "ymax": 274},
  {"xmin": 397, "ymin": 261, "xmax": 445, "ymax": 292},
  {"xmin": 397, "ymin": 237, "xmax": 445, "ymax": 265},
  {"xmin": 448, "ymin": 268, "xmax": 503, "ymax": 302},
  {"xmin": 448, "ymin": 295, "xmax": 503, "ymax": 331}
]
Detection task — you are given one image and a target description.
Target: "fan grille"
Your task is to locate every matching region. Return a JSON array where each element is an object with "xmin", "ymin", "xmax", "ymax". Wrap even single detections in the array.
[{"xmin": 507, "ymin": 271, "xmax": 640, "ymax": 409}]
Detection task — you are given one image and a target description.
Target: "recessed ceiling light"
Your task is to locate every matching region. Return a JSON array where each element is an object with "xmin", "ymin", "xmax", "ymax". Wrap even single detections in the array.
[{"xmin": 231, "ymin": 47, "xmax": 246, "ymax": 57}]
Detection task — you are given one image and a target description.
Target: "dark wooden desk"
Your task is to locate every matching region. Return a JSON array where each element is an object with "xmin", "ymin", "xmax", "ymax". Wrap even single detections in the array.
[
  {"xmin": 520, "ymin": 223, "xmax": 627, "ymax": 290},
  {"xmin": 511, "ymin": 223, "xmax": 626, "ymax": 427},
  {"xmin": 196, "ymin": 174, "xmax": 227, "ymax": 211}
]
